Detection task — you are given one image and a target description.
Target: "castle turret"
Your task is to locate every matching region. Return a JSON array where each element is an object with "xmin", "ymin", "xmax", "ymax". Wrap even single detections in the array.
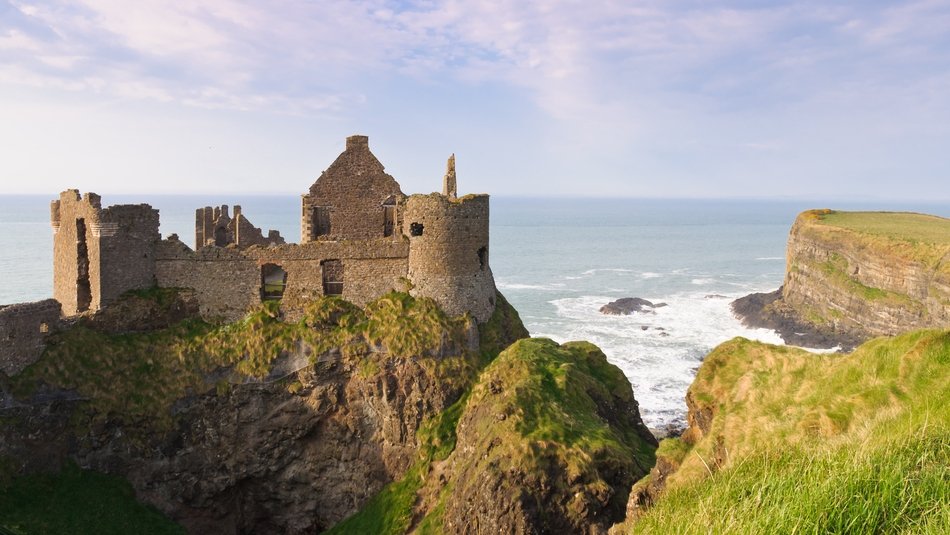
[{"xmin": 404, "ymin": 186, "xmax": 496, "ymax": 322}]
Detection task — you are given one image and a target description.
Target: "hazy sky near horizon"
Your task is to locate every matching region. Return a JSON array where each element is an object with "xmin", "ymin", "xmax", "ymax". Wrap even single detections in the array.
[{"xmin": 1, "ymin": 1, "xmax": 948, "ymax": 200}]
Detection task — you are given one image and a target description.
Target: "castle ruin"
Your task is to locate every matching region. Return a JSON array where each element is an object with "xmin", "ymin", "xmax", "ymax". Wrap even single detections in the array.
[
  {"xmin": 44, "ymin": 135, "xmax": 494, "ymax": 326},
  {"xmin": 1, "ymin": 135, "xmax": 496, "ymax": 374}
]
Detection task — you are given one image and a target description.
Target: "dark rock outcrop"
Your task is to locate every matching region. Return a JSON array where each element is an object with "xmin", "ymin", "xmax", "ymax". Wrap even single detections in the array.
[
  {"xmin": 731, "ymin": 287, "xmax": 863, "ymax": 351},
  {"xmin": 600, "ymin": 298, "xmax": 667, "ymax": 315}
]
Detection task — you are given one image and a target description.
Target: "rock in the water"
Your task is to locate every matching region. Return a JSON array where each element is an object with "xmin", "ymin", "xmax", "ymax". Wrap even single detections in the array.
[{"xmin": 600, "ymin": 297, "xmax": 663, "ymax": 315}]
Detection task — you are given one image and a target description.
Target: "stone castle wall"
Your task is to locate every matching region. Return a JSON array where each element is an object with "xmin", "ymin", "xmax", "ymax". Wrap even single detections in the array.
[
  {"xmin": 404, "ymin": 194, "xmax": 495, "ymax": 322},
  {"xmin": 0, "ymin": 299, "xmax": 61, "ymax": 376},
  {"xmin": 97, "ymin": 203, "xmax": 161, "ymax": 307},
  {"xmin": 195, "ymin": 205, "xmax": 284, "ymax": 249},
  {"xmin": 154, "ymin": 238, "xmax": 409, "ymax": 321}
]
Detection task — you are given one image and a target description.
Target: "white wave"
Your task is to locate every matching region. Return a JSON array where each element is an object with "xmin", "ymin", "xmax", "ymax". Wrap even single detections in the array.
[
  {"xmin": 641, "ymin": 272, "xmax": 662, "ymax": 279},
  {"xmin": 690, "ymin": 278, "xmax": 716, "ymax": 285},
  {"xmin": 496, "ymin": 282, "xmax": 568, "ymax": 291},
  {"xmin": 541, "ymin": 290, "xmax": 787, "ymax": 429},
  {"xmin": 581, "ymin": 268, "xmax": 638, "ymax": 276},
  {"xmin": 755, "ymin": 256, "xmax": 785, "ymax": 261}
]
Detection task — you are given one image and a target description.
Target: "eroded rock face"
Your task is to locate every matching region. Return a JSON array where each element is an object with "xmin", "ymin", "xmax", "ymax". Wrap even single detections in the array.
[
  {"xmin": 1, "ymin": 351, "xmax": 461, "ymax": 534},
  {"xmin": 733, "ymin": 211, "xmax": 950, "ymax": 349},
  {"xmin": 600, "ymin": 298, "xmax": 667, "ymax": 315}
]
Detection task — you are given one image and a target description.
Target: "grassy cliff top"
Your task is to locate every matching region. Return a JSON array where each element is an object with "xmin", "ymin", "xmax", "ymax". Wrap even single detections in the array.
[
  {"xmin": 626, "ymin": 329, "xmax": 950, "ymax": 533},
  {"xmin": 797, "ymin": 209, "xmax": 950, "ymax": 271},
  {"xmin": 803, "ymin": 209, "xmax": 950, "ymax": 245}
]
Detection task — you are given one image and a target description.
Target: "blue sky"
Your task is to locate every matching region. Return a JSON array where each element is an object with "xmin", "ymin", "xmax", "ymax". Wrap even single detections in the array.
[{"xmin": 1, "ymin": 0, "xmax": 948, "ymax": 199}]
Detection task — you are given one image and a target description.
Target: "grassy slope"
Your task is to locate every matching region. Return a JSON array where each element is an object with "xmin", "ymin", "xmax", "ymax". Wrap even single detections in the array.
[
  {"xmin": 329, "ymin": 334, "xmax": 657, "ymax": 534},
  {"xmin": 627, "ymin": 330, "xmax": 950, "ymax": 534},
  {"xmin": 0, "ymin": 463, "xmax": 184, "ymax": 535},
  {"xmin": 7, "ymin": 291, "xmax": 472, "ymax": 428},
  {"xmin": 816, "ymin": 210, "xmax": 950, "ymax": 246}
]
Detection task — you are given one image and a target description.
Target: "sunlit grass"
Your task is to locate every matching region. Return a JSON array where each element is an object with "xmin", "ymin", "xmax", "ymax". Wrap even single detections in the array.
[{"xmin": 626, "ymin": 330, "xmax": 950, "ymax": 534}]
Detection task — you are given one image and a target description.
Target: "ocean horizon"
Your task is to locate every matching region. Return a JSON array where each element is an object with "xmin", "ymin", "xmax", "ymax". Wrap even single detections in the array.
[{"xmin": 2, "ymin": 194, "xmax": 948, "ymax": 429}]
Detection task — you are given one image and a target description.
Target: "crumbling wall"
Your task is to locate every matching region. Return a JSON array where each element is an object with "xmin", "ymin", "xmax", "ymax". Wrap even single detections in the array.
[
  {"xmin": 195, "ymin": 205, "xmax": 284, "ymax": 249},
  {"xmin": 0, "ymin": 299, "xmax": 61, "ymax": 376},
  {"xmin": 52, "ymin": 190, "xmax": 102, "ymax": 316},
  {"xmin": 97, "ymin": 203, "xmax": 160, "ymax": 307},
  {"xmin": 405, "ymin": 193, "xmax": 496, "ymax": 322},
  {"xmin": 301, "ymin": 135, "xmax": 405, "ymax": 242},
  {"xmin": 154, "ymin": 238, "xmax": 409, "ymax": 322},
  {"xmin": 154, "ymin": 239, "xmax": 260, "ymax": 321},
  {"xmin": 232, "ymin": 206, "xmax": 285, "ymax": 248}
]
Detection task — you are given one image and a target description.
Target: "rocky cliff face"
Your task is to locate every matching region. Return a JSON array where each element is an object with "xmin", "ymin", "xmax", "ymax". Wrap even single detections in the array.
[
  {"xmin": 734, "ymin": 210, "xmax": 950, "ymax": 348},
  {"xmin": 0, "ymin": 291, "xmax": 528, "ymax": 534}
]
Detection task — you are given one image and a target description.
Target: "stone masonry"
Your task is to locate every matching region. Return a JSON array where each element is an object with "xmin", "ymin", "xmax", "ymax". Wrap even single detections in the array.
[
  {"xmin": 301, "ymin": 135, "xmax": 405, "ymax": 243},
  {"xmin": 194, "ymin": 205, "xmax": 285, "ymax": 250},
  {"xmin": 51, "ymin": 190, "xmax": 160, "ymax": 316},
  {"xmin": 0, "ymin": 299, "xmax": 61, "ymax": 376}
]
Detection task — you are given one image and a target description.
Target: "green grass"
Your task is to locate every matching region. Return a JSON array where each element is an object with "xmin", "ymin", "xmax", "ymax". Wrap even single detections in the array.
[
  {"xmin": 0, "ymin": 463, "xmax": 184, "ymax": 534},
  {"xmin": 815, "ymin": 210, "xmax": 950, "ymax": 246},
  {"xmin": 801, "ymin": 210, "xmax": 950, "ymax": 273},
  {"xmin": 625, "ymin": 330, "xmax": 950, "ymax": 534},
  {"xmin": 8, "ymin": 291, "xmax": 472, "ymax": 428}
]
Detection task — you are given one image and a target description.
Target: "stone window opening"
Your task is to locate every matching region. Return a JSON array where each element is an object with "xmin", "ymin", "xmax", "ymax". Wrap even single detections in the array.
[
  {"xmin": 321, "ymin": 259, "xmax": 343, "ymax": 296},
  {"xmin": 261, "ymin": 263, "xmax": 288, "ymax": 301},
  {"xmin": 39, "ymin": 322, "xmax": 49, "ymax": 334},
  {"xmin": 76, "ymin": 218, "xmax": 91, "ymax": 313},
  {"xmin": 477, "ymin": 246, "xmax": 487, "ymax": 271},
  {"xmin": 312, "ymin": 206, "xmax": 331, "ymax": 239},
  {"xmin": 382, "ymin": 198, "xmax": 397, "ymax": 238},
  {"xmin": 409, "ymin": 222, "xmax": 424, "ymax": 237},
  {"xmin": 214, "ymin": 226, "xmax": 228, "ymax": 247}
]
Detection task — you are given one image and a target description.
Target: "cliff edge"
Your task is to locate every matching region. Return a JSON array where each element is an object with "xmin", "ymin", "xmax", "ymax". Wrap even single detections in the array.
[{"xmin": 733, "ymin": 209, "xmax": 950, "ymax": 350}]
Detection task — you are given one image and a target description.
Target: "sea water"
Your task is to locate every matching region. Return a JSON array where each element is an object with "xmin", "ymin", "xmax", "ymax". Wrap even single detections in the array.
[{"xmin": 2, "ymin": 195, "xmax": 947, "ymax": 429}]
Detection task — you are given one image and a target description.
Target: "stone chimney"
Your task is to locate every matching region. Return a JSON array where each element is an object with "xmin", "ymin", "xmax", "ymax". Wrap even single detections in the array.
[
  {"xmin": 442, "ymin": 153, "xmax": 457, "ymax": 200},
  {"xmin": 346, "ymin": 135, "xmax": 369, "ymax": 150}
]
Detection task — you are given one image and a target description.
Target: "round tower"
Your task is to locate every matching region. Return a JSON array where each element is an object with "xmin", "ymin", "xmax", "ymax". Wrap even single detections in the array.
[{"xmin": 404, "ymin": 193, "xmax": 496, "ymax": 322}]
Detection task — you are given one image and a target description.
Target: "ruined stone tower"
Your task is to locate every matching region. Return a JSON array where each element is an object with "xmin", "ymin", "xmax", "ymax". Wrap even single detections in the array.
[
  {"xmin": 404, "ymin": 191, "xmax": 495, "ymax": 322},
  {"xmin": 51, "ymin": 190, "xmax": 160, "ymax": 315}
]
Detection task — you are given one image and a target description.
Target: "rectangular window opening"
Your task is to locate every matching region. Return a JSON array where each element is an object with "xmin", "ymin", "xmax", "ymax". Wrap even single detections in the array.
[{"xmin": 321, "ymin": 259, "xmax": 343, "ymax": 296}]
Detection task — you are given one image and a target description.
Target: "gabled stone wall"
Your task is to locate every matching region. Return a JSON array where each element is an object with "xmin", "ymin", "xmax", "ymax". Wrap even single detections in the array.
[{"xmin": 301, "ymin": 136, "xmax": 405, "ymax": 242}]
